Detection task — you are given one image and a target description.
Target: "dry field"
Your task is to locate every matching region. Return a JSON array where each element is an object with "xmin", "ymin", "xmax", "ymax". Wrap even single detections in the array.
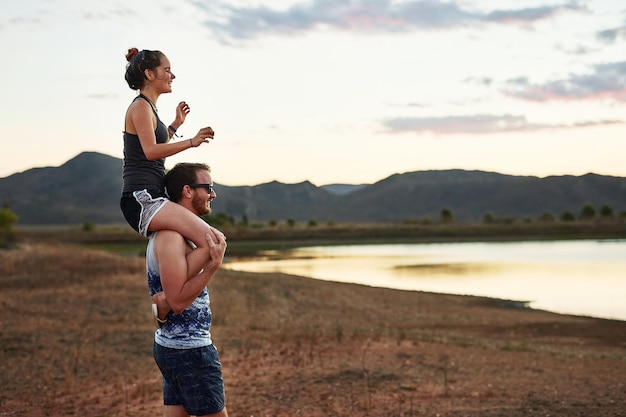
[{"xmin": 0, "ymin": 240, "xmax": 625, "ymax": 416}]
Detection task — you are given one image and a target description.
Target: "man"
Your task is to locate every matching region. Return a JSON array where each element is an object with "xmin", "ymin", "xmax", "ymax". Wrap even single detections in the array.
[{"xmin": 147, "ymin": 162, "xmax": 228, "ymax": 417}]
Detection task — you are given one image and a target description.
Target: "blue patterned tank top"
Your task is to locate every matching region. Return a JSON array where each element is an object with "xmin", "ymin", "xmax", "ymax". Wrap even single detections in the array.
[{"xmin": 146, "ymin": 232, "xmax": 213, "ymax": 349}]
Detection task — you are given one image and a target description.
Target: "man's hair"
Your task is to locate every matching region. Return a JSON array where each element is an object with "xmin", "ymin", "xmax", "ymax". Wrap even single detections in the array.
[{"xmin": 165, "ymin": 162, "xmax": 211, "ymax": 203}]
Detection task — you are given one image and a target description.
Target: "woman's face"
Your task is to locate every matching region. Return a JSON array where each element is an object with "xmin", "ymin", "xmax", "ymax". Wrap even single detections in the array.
[{"xmin": 149, "ymin": 56, "xmax": 175, "ymax": 93}]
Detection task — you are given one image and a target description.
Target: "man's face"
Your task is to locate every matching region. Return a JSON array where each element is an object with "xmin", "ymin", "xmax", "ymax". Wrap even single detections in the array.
[{"xmin": 190, "ymin": 170, "xmax": 215, "ymax": 217}]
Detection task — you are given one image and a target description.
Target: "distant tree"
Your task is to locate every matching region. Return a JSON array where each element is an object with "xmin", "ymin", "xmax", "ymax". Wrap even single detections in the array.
[
  {"xmin": 560, "ymin": 211, "xmax": 575, "ymax": 222},
  {"xmin": 539, "ymin": 212, "xmax": 555, "ymax": 223},
  {"xmin": 0, "ymin": 208, "xmax": 18, "ymax": 231},
  {"xmin": 307, "ymin": 219, "xmax": 318, "ymax": 227},
  {"xmin": 483, "ymin": 213, "xmax": 495, "ymax": 224},
  {"xmin": 0, "ymin": 207, "xmax": 18, "ymax": 246},
  {"xmin": 440, "ymin": 208, "xmax": 453, "ymax": 224},
  {"xmin": 579, "ymin": 204, "xmax": 596, "ymax": 220},
  {"xmin": 203, "ymin": 212, "xmax": 234, "ymax": 228},
  {"xmin": 81, "ymin": 221, "xmax": 95, "ymax": 232},
  {"xmin": 286, "ymin": 218, "xmax": 296, "ymax": 228},
  {"xmin": 600, "ymin": 205, "xmax": 614, "ymax": 219},
  {"xmin": 403, "ymin": 218, "xmax": 431, "ymax": 225},
  {"xmin": 268, "ymin": 219, "xmax": 277, "ymax": 228}
]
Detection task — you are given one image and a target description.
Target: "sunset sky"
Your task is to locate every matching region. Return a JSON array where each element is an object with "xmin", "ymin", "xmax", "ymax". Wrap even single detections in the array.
[{"xmin": 1, "ymin": 0, "xmax": 625, "ymax": 186}]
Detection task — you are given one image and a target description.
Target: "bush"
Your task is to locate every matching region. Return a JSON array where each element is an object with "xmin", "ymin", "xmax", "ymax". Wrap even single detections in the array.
[
  {"xmin": 0, "ymin": 208, "xmax": 18, "ymax": 231},
  {"xmin": 539, "ymin": 212, "xmax": 555, "ymax": 223},
  {"xmin": 440, "ymin": 208, "xmax": 454, "ymax": 224},
  {"xmin": 82, "ymin": 221, "xmax": 95, "ymax": 232},
  {"xmin": 0, "ymin": 208, "xmax": 19, "ymax": 248},
  {"xmin": 580, "ymin": 204, "xmax": 596, "ymax": 220},
  {"xmin": 600, "ymin": 205, "xmax": 614, "ymax": 219}
]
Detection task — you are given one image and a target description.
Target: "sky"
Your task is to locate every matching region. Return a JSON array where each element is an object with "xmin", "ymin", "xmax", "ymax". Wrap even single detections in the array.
[{"xmin": 1, "ymin": 0, "xmax": 625, "ymax": 186}]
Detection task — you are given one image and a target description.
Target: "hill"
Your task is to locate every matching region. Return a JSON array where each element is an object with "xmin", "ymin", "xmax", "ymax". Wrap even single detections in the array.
[
  {"xmin": 0, "ymin": 152, "xmax": 123, "ymax": 225},
  {"xmin": 1, "ymin": 152, "xmax": 626, "ymax": 225}
]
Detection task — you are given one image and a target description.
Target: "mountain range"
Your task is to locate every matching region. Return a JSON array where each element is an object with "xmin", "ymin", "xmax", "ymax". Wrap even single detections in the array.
[{"xmin": 1, "ymin": 151, "xmax": 625, "ymax": 225}]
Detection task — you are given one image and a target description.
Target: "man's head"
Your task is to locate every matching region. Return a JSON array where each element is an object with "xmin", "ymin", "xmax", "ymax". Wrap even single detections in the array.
[{"xmin": 165, "ymin": 163, "xmax": 215, "ymax": 216}]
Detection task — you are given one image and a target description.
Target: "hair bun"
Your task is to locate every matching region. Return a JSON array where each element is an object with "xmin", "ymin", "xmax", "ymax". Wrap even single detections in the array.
[{"xmin": 125, "ymin": 47, "xmax": 140, "ymax": 62}]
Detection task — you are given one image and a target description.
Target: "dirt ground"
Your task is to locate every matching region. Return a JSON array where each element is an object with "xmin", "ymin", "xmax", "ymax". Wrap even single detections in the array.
[{"xmin": 0, "ymin": 242, "xmax": 624, "ymax": 416}]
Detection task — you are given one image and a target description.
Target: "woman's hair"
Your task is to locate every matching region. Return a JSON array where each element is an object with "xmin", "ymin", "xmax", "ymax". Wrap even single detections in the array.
[
  {"xmin": 165, "ymin": 163, "xmax": 211, "ymax": 203},
  {"xmin": 124, "ymin": 48, "xmax": 165, "ymax": 90}
]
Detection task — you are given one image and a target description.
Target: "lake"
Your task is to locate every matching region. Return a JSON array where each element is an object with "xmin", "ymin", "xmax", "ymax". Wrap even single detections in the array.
[{"xmin": 224, "ymin": 239, "xmax": 626, "ymax": 321}]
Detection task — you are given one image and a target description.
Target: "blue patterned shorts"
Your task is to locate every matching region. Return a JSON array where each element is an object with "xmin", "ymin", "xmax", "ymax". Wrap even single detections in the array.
[{"xmin": 153, "ymin": 343, "xmax": 226, "ymax": 415}]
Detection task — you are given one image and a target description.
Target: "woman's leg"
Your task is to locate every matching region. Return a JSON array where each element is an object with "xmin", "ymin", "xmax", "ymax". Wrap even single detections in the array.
[{"xmin": 149, "ymin": 201, "xmax": 219, "ymax": 277}]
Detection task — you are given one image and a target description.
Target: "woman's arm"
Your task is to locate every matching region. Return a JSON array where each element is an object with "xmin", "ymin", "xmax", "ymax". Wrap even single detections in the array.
[
  {"xmin": 167, "ymin": 100, "xmax": 191, "ymax": 135},
  {"xmin": 129, "ymin": 100, "xmax": 214, "ymax": 161}
]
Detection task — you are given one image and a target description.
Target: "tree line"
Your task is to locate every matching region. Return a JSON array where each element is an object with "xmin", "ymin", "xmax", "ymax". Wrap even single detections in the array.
[
  {"xmin": 0, "ymin": 203, "xmax": 623, "ymax": 241},
  {"xmin": 200, "ymin": 203, "xmax": 625, "ymax": 230}
]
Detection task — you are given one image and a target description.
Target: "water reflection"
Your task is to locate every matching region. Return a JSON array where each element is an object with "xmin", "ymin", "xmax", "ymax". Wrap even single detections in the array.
[{"xmin": 225, "ymin": 240, "xmax": 626, "ymax": 321}]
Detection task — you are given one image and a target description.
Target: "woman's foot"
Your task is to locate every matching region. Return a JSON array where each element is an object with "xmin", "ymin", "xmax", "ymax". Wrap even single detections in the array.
[{"xmin": 152, "ymin": 292, "xmax": 171, "ymax": 327}]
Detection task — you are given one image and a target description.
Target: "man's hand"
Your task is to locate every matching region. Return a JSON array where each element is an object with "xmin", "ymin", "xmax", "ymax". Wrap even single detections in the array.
[
  {"xmin": 205, "ymin": 228, "xmax": 227, "ymax": 271},
  {"xmin": 210, "ymin": 226, "xmax": 226, "ymax": 241}
]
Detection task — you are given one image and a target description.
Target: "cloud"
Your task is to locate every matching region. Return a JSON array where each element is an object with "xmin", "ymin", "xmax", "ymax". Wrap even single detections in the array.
[
  {"xmin": 382, "ymin": 114, "xmax": 623, "ymax": 135},
  {"xmin": 464, "ymin": 76, "xmax": 493, "ymax": 86},
  {"xmin": 80, "ymin": 4, "xmax": 138, "ymax": 21},
  {"xmin": 597, "ymin": 25, "xmax": 626, "ymax": 43},
  {"xmin": 502, "ymin": 61, "xmax": 626, "ymax": 102},
  {"xmin": 485, "ymin": 4, "xmax": 583, "ymax": 24},
  {"xmin": 190, "ymin": 0, "xmax": 584, "ymax": 41}
]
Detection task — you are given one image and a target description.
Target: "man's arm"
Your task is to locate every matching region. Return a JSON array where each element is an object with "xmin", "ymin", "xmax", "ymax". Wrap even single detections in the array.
[
  {"xmin": 152, "ymin": 238, "xmax": 211, "ymax": 320},
  {"xmin": 155, "ymin": 229, "xmax": 226, "ymax": 314},
  {"xmin": 185, "ymin": 226, "xmax": 225, "ymax": 277}
]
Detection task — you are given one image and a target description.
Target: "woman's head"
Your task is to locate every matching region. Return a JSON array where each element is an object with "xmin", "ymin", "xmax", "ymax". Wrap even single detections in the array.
[{"xmin": 124, "ymin": 48, "xmax": 166, "ymax": 90}]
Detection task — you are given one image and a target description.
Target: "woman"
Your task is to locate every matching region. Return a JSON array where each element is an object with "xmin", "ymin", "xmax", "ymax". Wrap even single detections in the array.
[{"xmin": 120, "ymin": 48, "xmax": 220, "ymax": 302}]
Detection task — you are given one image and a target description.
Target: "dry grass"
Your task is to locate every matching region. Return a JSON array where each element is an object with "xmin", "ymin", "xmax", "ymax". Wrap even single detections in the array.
[{"xmin": 1, "ymin": 240, "xmax": 625, "ymax": 416}]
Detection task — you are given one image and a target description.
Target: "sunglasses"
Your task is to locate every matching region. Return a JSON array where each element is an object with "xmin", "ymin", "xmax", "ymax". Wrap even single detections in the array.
[{"xmin": 188, "ymin": 183, "xmax": 214, "ymax": 194}]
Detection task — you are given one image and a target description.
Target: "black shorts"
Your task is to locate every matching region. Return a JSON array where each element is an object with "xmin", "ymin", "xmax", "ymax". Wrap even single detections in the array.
[{"xmin": 120, "ymin": 189, "xmax": 169, "ymax": 237}]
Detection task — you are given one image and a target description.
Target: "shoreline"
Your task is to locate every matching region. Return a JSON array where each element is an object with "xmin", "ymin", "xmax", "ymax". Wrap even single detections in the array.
[
  {"xmin": 9, "ymin": 226, "xmax": 626, "ymax": 322},
  {"xmin": 225, "ymin": 263, "xmax": 626, "ymax": 323},
  {"xmin": 222, "ymin": 238, "xmax": 626, "ymax": 323},
  {"xmin": 1, "ymin": 242, "xmax": 625, "ymax": 416}
]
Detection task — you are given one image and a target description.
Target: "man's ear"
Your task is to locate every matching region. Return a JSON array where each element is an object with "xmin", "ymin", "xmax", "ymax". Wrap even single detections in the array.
[{"xmin": 182, "ymin": 184, "xmax": 194, "ymax": 199}]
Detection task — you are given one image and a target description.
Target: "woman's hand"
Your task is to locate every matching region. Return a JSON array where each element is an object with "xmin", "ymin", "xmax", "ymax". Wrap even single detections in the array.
[
  {"xmin": 189, "ymin": 126, "xmax": 215, "ymax": 148},
  {"xmin": 174, "ymin": 101, "xmax": 191, "ymax": 126}
]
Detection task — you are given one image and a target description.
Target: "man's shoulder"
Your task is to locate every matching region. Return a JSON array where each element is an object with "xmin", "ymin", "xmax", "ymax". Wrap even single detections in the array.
[
  {"xmin": 154, "ymin": 230, "xmax": 185, "ymax": 249},
  {"xmin": 155, "ymin": 229, "xmax": 183, "ymax": 238}
]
